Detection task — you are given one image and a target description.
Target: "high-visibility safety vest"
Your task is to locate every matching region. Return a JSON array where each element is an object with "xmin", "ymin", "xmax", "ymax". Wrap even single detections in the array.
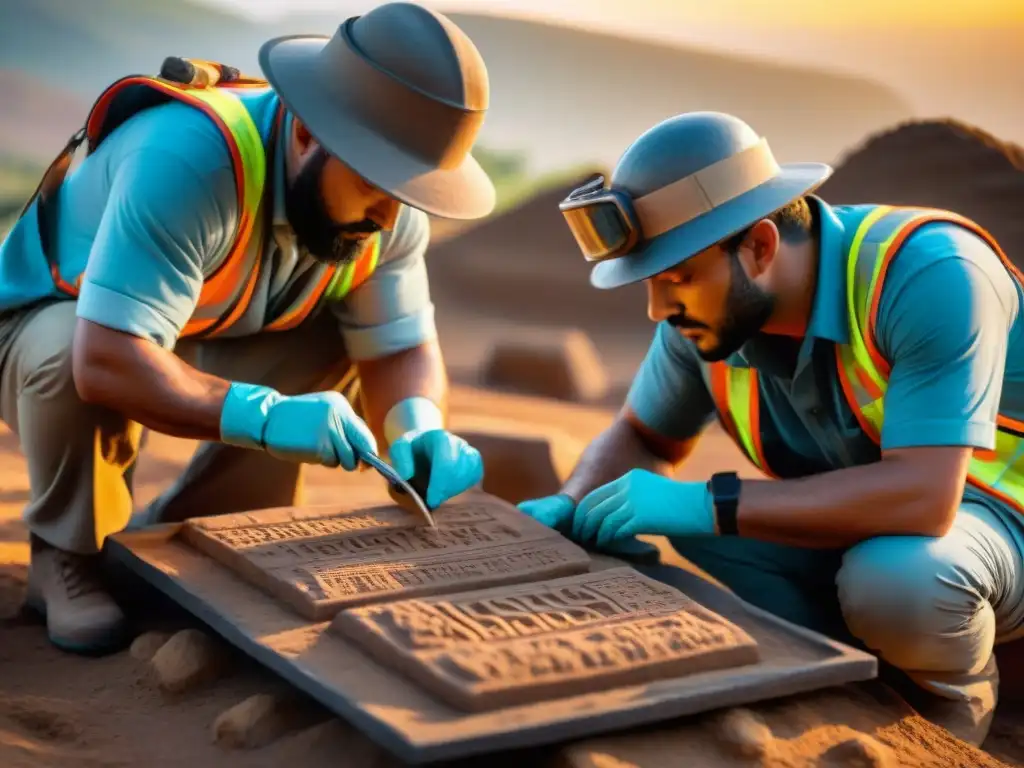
[
  {"xmin": 20, "ymin": 57, "xmax": 381, "ymax": 339},
  {"xmin": 707, "ymin": 205, "xmax": 1024, "ymax": 517}
]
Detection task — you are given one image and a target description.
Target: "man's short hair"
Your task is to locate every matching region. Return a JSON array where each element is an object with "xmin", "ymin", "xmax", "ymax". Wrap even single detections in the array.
[{"xmin": 720, "ymin": 196, "xmax": 815, "ymax": 254}]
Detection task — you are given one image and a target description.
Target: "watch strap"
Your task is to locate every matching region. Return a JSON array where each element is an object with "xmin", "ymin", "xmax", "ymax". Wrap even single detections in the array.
[{"xmin": 708, "ymin": 471, "xmax": 741, "ymax": 535}]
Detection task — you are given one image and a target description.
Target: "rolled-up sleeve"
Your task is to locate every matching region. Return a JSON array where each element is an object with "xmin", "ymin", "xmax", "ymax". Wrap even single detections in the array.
[
  {"xmin": 625, "ymin": 321, "xmax": 716, "ymax": 440},
  {"xmin": 875, "ymin": 223, "xmax": 1019, "ymax": 451},
  {"xmin": 331, "ymin": 205, "xmax": 437, "ymax": 361},
  {"xmin": 76, "ymin": 109, "xmax": 236, "ymax": 350}
]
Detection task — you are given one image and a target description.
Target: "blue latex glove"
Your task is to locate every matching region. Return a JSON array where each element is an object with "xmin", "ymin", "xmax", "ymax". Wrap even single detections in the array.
[
  {"xmin": 220, "ymin": 382, "xmax": 377, "ymax": 469},
  {"xmin": 518, "ymin": 493, "xmax": 575, "ymax": 533},
  {"xmin": 388, "ymin": 429, "xmax": 484, "ymax": 509},
  {"xmin": 571, "ymin": 469, "xmax": 716, "ymax": 549},
  {"xmin": 518, "ymin": 493, "xmax": 662, "ymax": 561}
]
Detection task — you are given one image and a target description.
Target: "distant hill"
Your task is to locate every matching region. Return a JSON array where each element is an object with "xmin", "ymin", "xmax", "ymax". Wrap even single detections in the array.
[
  {"xmin": 427, "ymin": 170, "xmax": 658, "ymax": 389},
  {"xmin": 817, "ymin": 119, "xmax": 1024, "ymax": 269},
  {"xmin": 0, "ymin": 0, "xmax": 913, "ymax": 175},
  {"xmin": 0, "ymin": 71, "xmax": 88, "ymax": 163},
  {"xmin": 0, "ymin": 0, "xmax": 259, "ymax": 92},
  {"xmin": 437, "ymin": 11, "xmax": 913, "ymax": 171},
  {"xmin": 428, "ymin": 170, "xmax": 652, "ymax": 333}
]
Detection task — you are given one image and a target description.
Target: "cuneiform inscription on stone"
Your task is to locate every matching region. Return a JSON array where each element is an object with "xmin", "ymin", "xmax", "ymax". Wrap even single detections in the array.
[
  {"xmin": 334, "ymin": 567, "xmax": 761, "ymax": 712},
  {"xmin": 291, "ymin": 543, "xmax": 581, "ymax": 601},
  {"xmin": 208, "ymin": 519, "xmax": 521, "ymax": 567},
  {"xmin": 181, "ymin": 493, "xmax": 591, "ymax": 621}
]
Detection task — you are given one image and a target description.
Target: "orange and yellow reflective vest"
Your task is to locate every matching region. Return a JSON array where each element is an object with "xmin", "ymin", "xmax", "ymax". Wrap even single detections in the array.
[
  {"xmin": 25, "ymin": 58, "xmax": 381, "ymax": 339},
  {"xmin": 707, "ymin": 205, "xmax": 1024, "ymax": 517}
]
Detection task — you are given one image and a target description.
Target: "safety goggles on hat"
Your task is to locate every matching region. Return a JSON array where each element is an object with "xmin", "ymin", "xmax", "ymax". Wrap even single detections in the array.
[
  {"xmin": 558, "ymin": 176, "xmax": 641, "ymax": 262},
  {"xmin": 558, "ymin": 138, "xmax": 782, "ymax": 263}
]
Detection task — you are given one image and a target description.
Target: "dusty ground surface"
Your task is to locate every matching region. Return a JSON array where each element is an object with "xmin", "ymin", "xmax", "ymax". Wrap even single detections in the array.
[{"xmin": 0, "ymin": 384, "xmax": 1023, "ymax": 767}]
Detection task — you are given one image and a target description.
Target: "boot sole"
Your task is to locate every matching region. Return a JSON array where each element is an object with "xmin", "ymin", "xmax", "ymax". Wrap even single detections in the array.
[{"xmin": 22, "ymin": 596, "xmax": 130, "ymax": 657}]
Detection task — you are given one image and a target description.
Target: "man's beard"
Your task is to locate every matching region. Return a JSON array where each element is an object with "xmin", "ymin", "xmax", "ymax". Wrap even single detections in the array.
[
  {"xmin": 669, "ymin": 253, "xmax": 775, "ymax": 362},
  {"xmin": 285, "ymin": 147, "xmax": 381, "ymax": 264}
]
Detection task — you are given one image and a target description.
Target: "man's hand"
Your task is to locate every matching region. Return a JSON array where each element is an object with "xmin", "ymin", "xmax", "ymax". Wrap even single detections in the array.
[
  {"xmin": 518, "ymin": 493, "xmax": 575, "ymax": 533},
  {"xmin": 518, "ymin": 491, "xmax": 663, "ymax": 560},
  {"xmin": 388, "ymin": 429, "xmax": 483, "ymax": 509},
  {"xmin": 220, "ymin": 383, "xmax": 379, "ymax": 469},
  {"xmin": 571, "ymin": 469, "xmax": 716, "ymax": 548}
]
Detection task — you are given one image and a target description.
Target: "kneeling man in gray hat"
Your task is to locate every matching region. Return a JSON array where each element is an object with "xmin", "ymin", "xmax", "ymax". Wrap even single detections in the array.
[
  {"xmin": 0, "ymin": 3, "xmax": 494, "ymax": 654},
  {"xmin": 519, "ymin": 111, "xmax": 1024, "ymax": 744}
]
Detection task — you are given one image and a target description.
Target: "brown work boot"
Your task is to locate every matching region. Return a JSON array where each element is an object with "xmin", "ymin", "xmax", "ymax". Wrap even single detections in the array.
[{"xmin": 24, "ymin": 537, "xmax": 127, "ymax": 655}]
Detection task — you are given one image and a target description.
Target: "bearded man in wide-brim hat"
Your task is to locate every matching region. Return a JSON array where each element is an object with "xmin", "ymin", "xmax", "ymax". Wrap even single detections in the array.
[{"xmin": 0, "ymin": 2, "xmax": 493, "ymax": 654}]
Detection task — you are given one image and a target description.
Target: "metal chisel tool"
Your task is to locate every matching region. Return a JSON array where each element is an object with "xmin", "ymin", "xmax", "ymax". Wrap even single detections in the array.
[{"xmin": 358, "ymin": 449, "xmax": 436, "ymax": 528}]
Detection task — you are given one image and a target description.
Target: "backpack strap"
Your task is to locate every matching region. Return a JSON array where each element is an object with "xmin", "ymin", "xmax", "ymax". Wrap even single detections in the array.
[
  {"xmin": 21, "ymin": 56, "xmax": 257, "ymax": 223},
  {"xmin": 18, "ymin": 58, "xmax": 265, "ymax": 295},
  {"xmin": 18, "ymin": 127, "xmax": 86, "ymax": 292}
]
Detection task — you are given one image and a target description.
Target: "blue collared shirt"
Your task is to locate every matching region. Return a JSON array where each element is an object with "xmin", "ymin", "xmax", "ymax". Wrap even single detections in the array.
[
  {"xmin": 0, "ymin": 87, "xmax": 436, "ymax": 361},
  {"xmin": 626, "ymin": 196, "xmax": 1024, "ymax": 505}
]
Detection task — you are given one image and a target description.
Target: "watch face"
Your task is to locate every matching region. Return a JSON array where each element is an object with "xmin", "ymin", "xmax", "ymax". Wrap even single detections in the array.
[{"xmin": 712, "ymin": 472, "xmax": 741, "ymax": 499}]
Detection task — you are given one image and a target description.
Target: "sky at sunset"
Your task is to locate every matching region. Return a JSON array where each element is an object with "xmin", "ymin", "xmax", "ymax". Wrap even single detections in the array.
[
  {"xmin": 195, "ymin": 0, "xmax": 1024, "ymax": 143},
  {"xmin": 202, "ymin": 0, "xmax": 1023, "ymax": 26}
]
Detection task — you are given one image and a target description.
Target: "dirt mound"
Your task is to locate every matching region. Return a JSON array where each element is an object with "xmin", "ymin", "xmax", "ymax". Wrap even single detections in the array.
[
  {"xmin": 565, "ymin": 682, "xmax": 1015, "ymax": 768},
  {"xmin": 817, "ymin": 119, "xmax": 1024, "ymax": 267}
]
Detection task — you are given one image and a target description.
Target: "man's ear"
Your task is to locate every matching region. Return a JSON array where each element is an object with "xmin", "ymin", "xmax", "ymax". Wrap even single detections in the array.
[{"xmin": 743, "ymin": 219, "xmax": 780, "ymax": 278}]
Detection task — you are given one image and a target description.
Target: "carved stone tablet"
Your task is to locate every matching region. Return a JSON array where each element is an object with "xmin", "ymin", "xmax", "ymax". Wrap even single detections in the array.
[
  {"xmin": 333, "ymin": 567, "xmax": 760, "ymax": 712},
  {"xmin": 181, "ymin": 492, "xmax": 591, "ymax": 621}
]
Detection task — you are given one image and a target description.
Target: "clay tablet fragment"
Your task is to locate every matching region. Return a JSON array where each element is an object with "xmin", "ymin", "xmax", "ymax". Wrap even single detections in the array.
[
  {"xmin": 181, "ymin": 492, "xmax": 591, "ymax": 622},
  {"xmin": 333, "ymin": 567, "xmax": 760, "ymax": 712}
]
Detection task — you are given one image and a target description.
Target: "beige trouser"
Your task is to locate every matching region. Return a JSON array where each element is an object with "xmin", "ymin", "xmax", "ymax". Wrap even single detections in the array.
[{"xmin": 0, "ymin": 299, "xmax": 359, "ymax": 555}]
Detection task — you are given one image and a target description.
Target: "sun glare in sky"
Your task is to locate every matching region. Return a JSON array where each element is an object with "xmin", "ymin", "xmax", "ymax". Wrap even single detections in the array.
[
  {"xmin": 207, "ymin": 0, "xmax": 1024, "ymax": 27},
  {"xmin": 623, "ymin": 0, "xmax": 1023, "ymax": 26}
]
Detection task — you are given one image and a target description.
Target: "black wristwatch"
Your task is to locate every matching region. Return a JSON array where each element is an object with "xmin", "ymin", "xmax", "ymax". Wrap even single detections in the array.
[{"xmin": 708, "ymin": 471, "xmax": 742, "ymax": 535}]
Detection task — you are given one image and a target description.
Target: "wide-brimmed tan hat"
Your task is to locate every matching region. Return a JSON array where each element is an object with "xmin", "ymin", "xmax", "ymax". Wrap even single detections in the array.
[{"xmin": 258, "ymin": 2, "xmax": 495, "ymax": 220}]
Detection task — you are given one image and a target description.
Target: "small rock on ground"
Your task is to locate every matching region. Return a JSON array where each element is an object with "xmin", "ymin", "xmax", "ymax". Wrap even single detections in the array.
[
  {"xmin": 129, "ymin": 630, "xmax": 173, "ymax": 662},
  {"xmin": 281, "ymin": 719, "xmax": 398, "ymax": 766},
  {"xmin": 213, "ymin": 692, "xmax": 323, "ymax": 750},
  {"xmin": 150, "ymin": 628, "xmax": 228, "ymax": 693},
  {"xmin": 819, "ymin": 734, "xmax": 892, "ymax": 767},
  {"xmin": 712, "ymin": 707, "xmax": 775, "ymax": 760}
]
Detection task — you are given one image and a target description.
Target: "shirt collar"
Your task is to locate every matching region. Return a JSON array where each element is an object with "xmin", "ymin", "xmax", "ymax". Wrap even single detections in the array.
[
  {"xmin": 803, "ymin": 195, "xmax": 849, "ymax": 346},
  {"xmin": 272, "ymin": 109, "xmax": 292, "ymax": 228}
]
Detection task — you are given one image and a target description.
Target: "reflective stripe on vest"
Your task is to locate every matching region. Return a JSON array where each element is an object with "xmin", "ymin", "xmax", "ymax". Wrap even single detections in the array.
[
  {"xmin": 708, "ymin": 363, "xmax": 776, "ymax": 478},
  {"xmin": 59, "ymin": 76, "xmax": 382, "ymax": 338},
  {"xmin": 64, "ymin": 77, "xmax": 267, "ymax": 339},
  {"xmin": 708, "ymin": 204, "xmax": 1024, "ymax": 515},
  {"xmin": 838, "ymin": 205, "xmax": 1024, "ymax": 515}
]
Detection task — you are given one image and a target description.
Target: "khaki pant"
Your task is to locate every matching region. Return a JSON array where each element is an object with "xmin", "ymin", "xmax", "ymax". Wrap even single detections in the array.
[
  {"xmin": 0, "ymin": 299, "xmax": 359, "ymax": 555},
  {"xmin": 669, "ymin": 498, "xmax": 1024, "ymax": 716}
]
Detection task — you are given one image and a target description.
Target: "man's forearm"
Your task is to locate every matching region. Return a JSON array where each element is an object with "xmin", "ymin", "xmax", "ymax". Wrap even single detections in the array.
[
  {"xmin": 736, "ymin": 447, "xmax": 969, "ymax": 548},
  {"xmin": 560, "ymin": 413, "xmax": 682, "ymax": 502},
  {"xmin": 72, "ymin": 319, "xmax": 229, "ymax": 441},
  {"xmin": 356, "ymin": 339, "xmax": 448, "ymax": 446}
]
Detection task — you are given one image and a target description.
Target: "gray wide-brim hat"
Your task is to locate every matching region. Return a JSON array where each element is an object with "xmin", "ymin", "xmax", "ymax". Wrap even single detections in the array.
[
  {"xmin": 259, "ymin": 3, "xmax": 496, "ymax": 220},
  {"xmin": 590, "ymin": 112, "xmax": 833, "ymax": 289}
]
